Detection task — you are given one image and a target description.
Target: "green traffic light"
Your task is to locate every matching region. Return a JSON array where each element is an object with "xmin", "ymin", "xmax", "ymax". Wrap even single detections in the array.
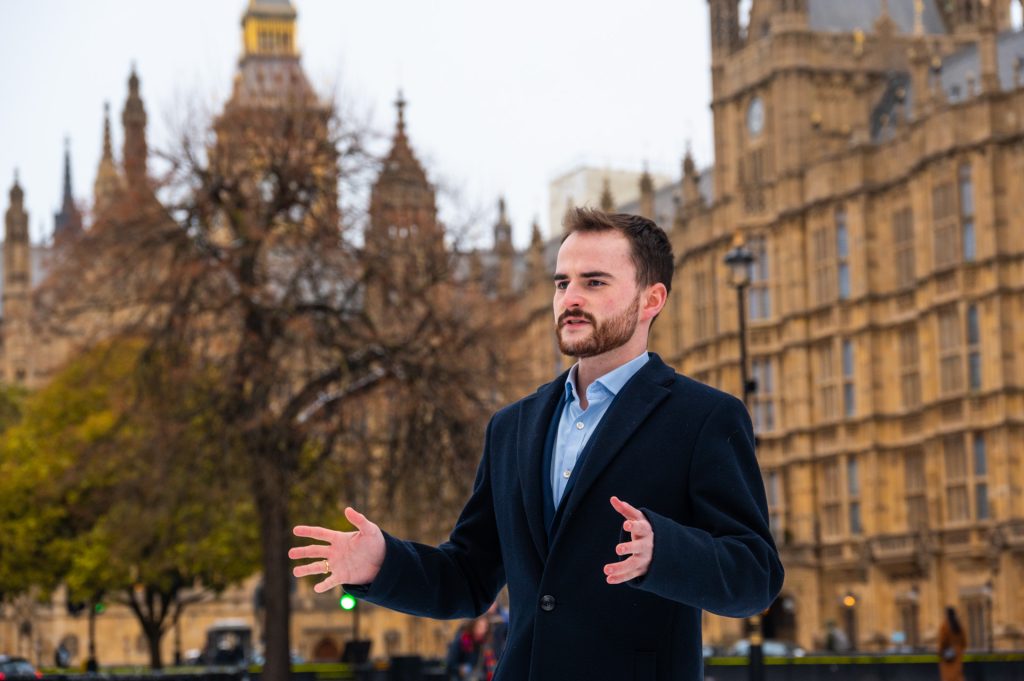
[
  {"xmin": 94, "ymin": 603, "xmax": 106, "ymax": 614},
  {"xmin": 339, "ymin": 593, "xmax": 357, "ymax": 611}
]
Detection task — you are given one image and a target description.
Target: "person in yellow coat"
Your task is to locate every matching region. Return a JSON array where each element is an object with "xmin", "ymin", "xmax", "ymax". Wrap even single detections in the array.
[{"xmin": 938, "ymin": 606, "xmax": 967, "ymax": 681}]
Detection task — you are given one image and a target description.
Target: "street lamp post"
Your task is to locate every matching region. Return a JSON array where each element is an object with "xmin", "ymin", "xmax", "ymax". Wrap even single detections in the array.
[
  {"xmin": 724, "ymin": 233, "xmax": 762, "ymax": 681},
  {"xmin": 725, "ymin": 233, "xmax": 756, "ymax": 404}
]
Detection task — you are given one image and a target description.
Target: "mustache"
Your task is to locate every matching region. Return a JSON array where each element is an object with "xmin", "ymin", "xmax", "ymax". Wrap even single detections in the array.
[{"xmin": 558, "ymin": 309, "xmax": 596, "ymax": 327}]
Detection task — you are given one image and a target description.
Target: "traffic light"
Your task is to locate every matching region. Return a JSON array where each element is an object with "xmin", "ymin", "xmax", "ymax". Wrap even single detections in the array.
[
  {"xmin": 339, "ymin": 593, "xmax": 357, "ymax": 611},
  {"xmin": 94, "ymin": 602, "xmax": 106, "ymax": 614}
]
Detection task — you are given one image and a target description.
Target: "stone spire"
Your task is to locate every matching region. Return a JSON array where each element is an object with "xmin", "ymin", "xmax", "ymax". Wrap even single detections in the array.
[
  {"xmin": 5, "ymin": 172, "xmax": 28, "ymax": 243},
  {"xmin": 494, "ymin": 197, "xmax": 515, "ymax": 296},
  {"xmin": 365, "ymin": 93, "xmax": 445, "ymax": 331},
  {"xmin": 93, "ymin": 102, "xmax": 122, "ymax": 216},
  {"xmin": 494, "ymin": 197, "xmax": 513, "ymax": 249},
  {"xmin": 122, "ymin": 66, "xmax": 149, "ymax": 192},
  {"xmin": 876, "ymin": 0, "xmax": 897, "ymax": 28},
  {"xmin": 371, "ymin": 92, "xmax": 435, "ymax": 217},
  {"xmin": 682, "ymin": 146, "xmax": 703, "ymax": 212},
  {"xmin": 639, "ymin": 165, "xmax": 655, "ymax": 219},
  {"xmin": 3, "ymin": 172, "xmax": 32, "ymax": 384},
  {"xmin": 599, "ymin": 177, "xmax": 615, "ymax": 212},
  {"xmin": 527, "ymin": 218, "xmax": 546, "ymax": 282},
  {"xmin": 367, "ymin": 92, "xmax": 441, "ymax": 255},
  {"xmin": 54, "ymin": 137, "xmax": 83, "ymax": 243}
]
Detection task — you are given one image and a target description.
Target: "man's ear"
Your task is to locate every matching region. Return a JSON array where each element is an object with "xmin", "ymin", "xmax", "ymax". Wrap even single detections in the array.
[{"xmin": 641, "ymin": 283, "xmax": 668, "ymax": 322}]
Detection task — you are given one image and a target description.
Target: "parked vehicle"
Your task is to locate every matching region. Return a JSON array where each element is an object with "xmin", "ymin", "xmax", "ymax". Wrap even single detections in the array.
[
  {"xmin": 728, "ymin": 639, "xmax": 806, "ymax": 658},
  {"xmin": 0, "ymin": 656, "xmax": 42, "ymax": 680}
]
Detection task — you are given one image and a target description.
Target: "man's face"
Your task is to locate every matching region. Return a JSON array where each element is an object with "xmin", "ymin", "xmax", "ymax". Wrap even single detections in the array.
[{"xmin": 553, "ymin": 230, "xmax": 643, "ymax": 358}]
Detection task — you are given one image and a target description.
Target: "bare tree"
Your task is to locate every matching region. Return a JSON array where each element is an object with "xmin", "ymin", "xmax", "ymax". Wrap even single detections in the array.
[{"xmin": 35, "ymin": 95, "xmax": 516, "ymax": 679}]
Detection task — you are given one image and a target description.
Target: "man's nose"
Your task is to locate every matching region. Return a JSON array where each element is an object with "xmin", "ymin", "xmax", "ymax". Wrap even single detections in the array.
[{"xmin": 561, "ymin": 282, "xmax": 586, "ymax": 308}]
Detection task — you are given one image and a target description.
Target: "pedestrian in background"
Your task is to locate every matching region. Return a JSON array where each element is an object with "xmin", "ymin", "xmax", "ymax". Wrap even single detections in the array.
[
  {"xmin": 485, "ymin": 601, "xmax": 508, "ymax": 660},
  {"xmin": 446, "ymin": 615, "xmax": 496, "ymax": 681},
  {"xmin": 54, "ymin": 642, "xmax": 70, "ymax": 668},
  {"xmin": 824, "ymin": 620, "xmax": 850, "ymax": 653},
  {"xmin": 938, "ymin": 606, "xmax": 967, "ymax": 681}
]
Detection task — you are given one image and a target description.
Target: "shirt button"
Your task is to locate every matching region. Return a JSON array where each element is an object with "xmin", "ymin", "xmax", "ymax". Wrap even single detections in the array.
[
  {"xmin": 562, "ymin": 469, "xmax": 571, "ymax": 479},
  {"xmin": 575, "ymin": 421, "xmax": 584, "ymax": 430},
  {"xmin": 540, "ymin": 595, "xmax": 556, "ymax": 612}
]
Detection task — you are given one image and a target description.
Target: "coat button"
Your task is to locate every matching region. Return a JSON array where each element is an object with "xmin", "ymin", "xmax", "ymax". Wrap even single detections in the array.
[{"xmin": 540, "ymin": 595, "xmax": 556, "ymax": 612}]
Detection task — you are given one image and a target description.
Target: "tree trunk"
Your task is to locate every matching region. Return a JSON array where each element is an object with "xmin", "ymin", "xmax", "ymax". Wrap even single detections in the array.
[
  {"xmin": 145, "ymin": 622, "xmax": 163, "ymax": 670},
  {"xmin": 126, "ymin": 586, "xmax": 174, "ymax": 671},
  {"xmin": 255, "ymin": 453, "xmax": 292, "ymax": 681},
  {"xmin": 88, "ymin": 603, "xmax": 97, "ymax": 662}
]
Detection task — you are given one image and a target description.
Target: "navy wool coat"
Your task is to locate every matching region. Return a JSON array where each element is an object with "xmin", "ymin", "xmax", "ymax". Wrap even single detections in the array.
[{"xmin": 348, "ymin": 354, "xmax": 784, "ymax": 681}]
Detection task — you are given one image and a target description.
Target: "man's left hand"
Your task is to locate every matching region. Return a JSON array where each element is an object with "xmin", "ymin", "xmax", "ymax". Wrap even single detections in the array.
[{"xmin": 604, "ymin": 496, "xmax": 654, "ymax": 584}]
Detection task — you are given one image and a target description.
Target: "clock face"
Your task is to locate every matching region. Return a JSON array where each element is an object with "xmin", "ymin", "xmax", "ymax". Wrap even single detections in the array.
[{"xmin": 747, "ymin": 97, "xmax": 765, "ymax": 137}]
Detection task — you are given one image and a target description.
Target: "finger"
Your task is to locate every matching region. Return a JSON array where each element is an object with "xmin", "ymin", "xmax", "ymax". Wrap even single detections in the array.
[
  {"xmin": 313, "ymin": 574, "xmax": 344, "ymax": 594},
  {"xmin": 293, "ymin": 525, "xmax": 339, "ymax": 542},
  {"xmin": 603, "ymin": 557, "xmax": 646, "ymax": 583},
  {"xmin": 603, "ymin": 555, "xmax": 639, "ymax": 576},
  {"xmin": 610, "ymin": 496, "xmax": 644, "ymax": 522},
  {"xmin": 622, "ymin": 518, "xmax": 651, "ymax": 538},
  {"xmin": 293, "ymin": 560, "xmax": 330, "ymax": 579},
  {"xmin": 614, "ymin": 539, "xmax": 646, "ymax": 557},
  {"xmin": 344, "ymin": 506, "xmax": 374, "ymax": 532},
  {"xmin": 288, "ymin": 545, "xmax": 330, "ymax": 560},
  {"xmin": 606, "ymin": 568, "xmax": 645, "ymax": 585}
]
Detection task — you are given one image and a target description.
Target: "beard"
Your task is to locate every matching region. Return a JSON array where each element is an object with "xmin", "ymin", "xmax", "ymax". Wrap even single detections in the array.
[{"xmin": 556, "ymin": 293, "xmax": 641, "ymax": 358}]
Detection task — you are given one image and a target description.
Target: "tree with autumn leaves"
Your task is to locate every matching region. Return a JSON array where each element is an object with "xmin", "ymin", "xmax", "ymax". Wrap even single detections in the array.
[
  {"xmin": 0, "ymin": 340, "xmax": 259, "ymax": 668},
  {"xmin": 1, "ymin": 97, "xmax": 512, "ymax": 677}
]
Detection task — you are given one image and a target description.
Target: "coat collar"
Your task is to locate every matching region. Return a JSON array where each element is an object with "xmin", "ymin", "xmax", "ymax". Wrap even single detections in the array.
[
  {"xmin": 517, "ymin": 367, "xmax": 570, "ymax": 560},
  {"xmin": 517, "ymin": 353, "xmax": 675, "ymax": 560}
]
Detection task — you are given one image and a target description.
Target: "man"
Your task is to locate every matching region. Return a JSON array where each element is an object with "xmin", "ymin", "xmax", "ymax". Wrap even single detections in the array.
[{"xmin": 291, "ymin": 209, "xmax": 783, "ymax": 680}]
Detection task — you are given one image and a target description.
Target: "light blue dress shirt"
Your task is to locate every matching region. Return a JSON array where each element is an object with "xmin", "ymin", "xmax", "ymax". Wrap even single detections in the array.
[{"xmin": 551, "ymin": 351, "xmax": 650, "ymax": 506}]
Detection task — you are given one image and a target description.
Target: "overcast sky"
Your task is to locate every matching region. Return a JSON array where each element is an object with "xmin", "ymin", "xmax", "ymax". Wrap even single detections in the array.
[{"xmin": 0, "ymin": 0, "xmax": 712, "ymax": 247}]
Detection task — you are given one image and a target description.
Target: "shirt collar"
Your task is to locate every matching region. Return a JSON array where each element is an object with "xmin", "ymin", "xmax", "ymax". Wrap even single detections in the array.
[{"xmin": 564, "ymin": 351, "xmax": 650, "ymax": 403}]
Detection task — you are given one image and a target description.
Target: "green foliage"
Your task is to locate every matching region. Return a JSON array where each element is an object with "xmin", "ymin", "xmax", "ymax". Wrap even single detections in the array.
[
  {"xmin": 0, "ymin": 338, "xmax": 260, "ymax": 663},
  {"xmin": 0, "ymin": 382, "xmax": 26, "ymax": 432}
]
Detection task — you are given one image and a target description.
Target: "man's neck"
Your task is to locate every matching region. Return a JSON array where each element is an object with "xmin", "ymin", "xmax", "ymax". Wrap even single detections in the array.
[{"xmin": 574, "ymin": 340, "xmax": 648, "ymax": 408}]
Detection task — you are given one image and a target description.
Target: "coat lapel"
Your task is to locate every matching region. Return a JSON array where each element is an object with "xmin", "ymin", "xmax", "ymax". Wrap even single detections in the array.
[
  {"xmin": 549, "ymin": 355, "xmax": 674, "ymax": 549},
  {"xmin": 516, "ymin": 372, "xmax": 569, "ymax": 561}
]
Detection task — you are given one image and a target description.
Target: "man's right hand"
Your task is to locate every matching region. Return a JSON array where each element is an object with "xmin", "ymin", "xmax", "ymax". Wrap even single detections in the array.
[{"xmin": 290, "ymin": 506, "xmax": 385, "ymax": 593}]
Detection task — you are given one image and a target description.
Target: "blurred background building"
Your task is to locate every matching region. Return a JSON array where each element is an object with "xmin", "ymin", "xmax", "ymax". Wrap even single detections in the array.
[{"xmin": 3, "ymin": 0, "xmax": 1024, "ymax": 666}]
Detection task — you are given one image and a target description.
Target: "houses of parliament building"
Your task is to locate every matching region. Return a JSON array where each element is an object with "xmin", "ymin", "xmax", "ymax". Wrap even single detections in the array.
[{"xmin": 4, "ymin": 0, "xmax": 1024, "ymax": 665}]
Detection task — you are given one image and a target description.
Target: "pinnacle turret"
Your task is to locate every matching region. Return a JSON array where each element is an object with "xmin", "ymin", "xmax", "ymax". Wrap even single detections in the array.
[
  {"xmin": 5, "ymin": 172, "xmax": 29, "ymax": 243},
  {"xmin": 54, "ymin": 138, "xmax": 83, "ymax": 241},
  {"xmin": 94, "ymin": 102, "xmax": 122, "ymax": 215},
  {"xmin": 599, "ymin": 178, "xmax": 615, "ymax": 212},
  {"xmin": 122, "ymin": 66, "xmax": 149, "ymax": 190}
]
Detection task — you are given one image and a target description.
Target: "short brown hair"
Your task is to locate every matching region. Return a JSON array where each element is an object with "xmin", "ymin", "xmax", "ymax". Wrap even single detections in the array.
[{"xmin": 562, "ymin": 207, "xmax": 674, "ymax": 293}]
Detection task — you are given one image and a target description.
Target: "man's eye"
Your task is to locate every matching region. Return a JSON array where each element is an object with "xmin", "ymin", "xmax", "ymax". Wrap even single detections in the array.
[
  {"xmin": 555, "ymin": 281, "xmax": 568, "ymax": 290},
  {"xmin": 588, "ymin": 280, "xmax": 606, "ymax": 287}
]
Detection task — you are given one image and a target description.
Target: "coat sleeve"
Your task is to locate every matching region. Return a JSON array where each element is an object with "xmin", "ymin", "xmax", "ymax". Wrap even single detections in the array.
[
  {"xmin": 343, "ymin": 418, "xmax": 506, "ymax": 620},
  {"xmin": 627, "ymin": 393, "xmax": 784, "ymax": 617}
]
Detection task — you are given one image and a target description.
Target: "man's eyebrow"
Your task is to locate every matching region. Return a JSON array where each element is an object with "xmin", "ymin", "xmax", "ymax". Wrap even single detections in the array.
[{"xmin": 552, "ymin": 271, "xmax": 616, "ymax": 281}]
